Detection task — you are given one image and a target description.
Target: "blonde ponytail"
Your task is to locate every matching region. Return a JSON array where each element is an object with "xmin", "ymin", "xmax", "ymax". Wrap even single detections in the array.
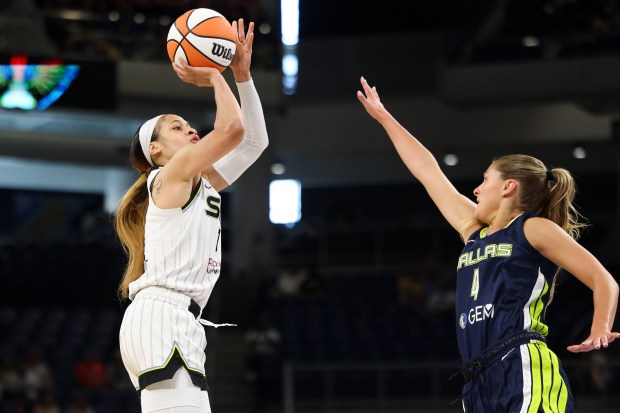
[
  {"xmin": 115, "ymin": 173, "xmax": 149, "ymax": 300},
  {"xmin": 492, "ymin": 154, "xmax": 589, "ymax": 308},
  {"xmin": 114, "ymin": 116, "xmax": 164, "ymax": 300}
]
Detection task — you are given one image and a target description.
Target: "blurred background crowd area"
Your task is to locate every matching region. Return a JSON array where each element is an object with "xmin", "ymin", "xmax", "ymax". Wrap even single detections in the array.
[
  {"xmin": 0, "ymin": 0, "xmax": 280, "ymax": 69},
  {"xmin": 0, "ymin": 0, "xmax": 620, "ymax": 67},
  {"xmin": 446, "ymin": 0, "xmax": 620, "ymax": 64}
]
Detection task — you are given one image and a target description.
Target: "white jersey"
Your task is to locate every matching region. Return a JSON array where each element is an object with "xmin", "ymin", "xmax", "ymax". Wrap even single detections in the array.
[{"xmin": 128, "ymin": 168, "xmax": 222, "ymax": 309}]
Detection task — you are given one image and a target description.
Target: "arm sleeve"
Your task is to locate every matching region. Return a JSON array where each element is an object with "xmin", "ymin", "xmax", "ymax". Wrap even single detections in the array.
[{"xmin": 212, "ymin": 78, "xmax": 269, "ymax": 185}]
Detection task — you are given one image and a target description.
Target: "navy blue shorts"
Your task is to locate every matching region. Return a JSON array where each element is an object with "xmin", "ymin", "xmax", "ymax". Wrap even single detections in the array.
[{"xmin": 461, "ymin": 341, "xmax": 575, "ymax": 412}]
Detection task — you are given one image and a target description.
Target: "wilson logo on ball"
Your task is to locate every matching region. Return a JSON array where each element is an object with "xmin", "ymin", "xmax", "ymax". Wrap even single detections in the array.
[
  {"xmin": 167, "ymin": 8, "xmax": 237, "ymax": 72},
  {"xmin": 211, "ymin": 43, "xmax": 234, "ymax": 61}
]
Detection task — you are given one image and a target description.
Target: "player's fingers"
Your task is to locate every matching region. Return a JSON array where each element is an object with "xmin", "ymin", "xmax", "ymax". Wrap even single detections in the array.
[
  {"xmin": 601, "ymin": 335, "xmax": 609, "ymax": 348},
  {"xmin": 172, "ymin": 63, "xmax": 187, "ymax": 77},
  {"xmin": 371, "ymin": 86, "xmax": 381, "ymax": 102},
  {"xmin": 238, "ymin": 18, "xmax": 246, "ymax": 41},
  {"xmin": 177, "ymin": 58, "xmax": 190, "ymax": 70},
  {"xmin": 247, "ymin": 21, "xmax": 255, "ymax": 36},
  {"xmin": 246, "ymin": 32, "xmax": 255, "ymax": 49},
  {"xmin": 594, "ymin": 337, "xmax": 602, "ymax": 350},
  {"xmin": 360, "ymin": 76, "xmax": 371, "ymax": 91}
]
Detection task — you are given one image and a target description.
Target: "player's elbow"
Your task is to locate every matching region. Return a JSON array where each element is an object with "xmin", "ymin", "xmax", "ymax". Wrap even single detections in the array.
[
  {"xmin": 610, "ymin": 277, "xmax": 620, "ymax": 299},
  {"xmin": 259, "ymin": 135, "xmax": 269, "ymax": 151},
  {"xmin": 222, "ymin": 120, "xmax": 245, "ymax": 146}
]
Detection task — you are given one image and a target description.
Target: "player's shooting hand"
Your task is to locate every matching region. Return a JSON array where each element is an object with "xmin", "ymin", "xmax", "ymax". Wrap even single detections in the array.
[
  {"xmin": 173, "ymin": 58, "xmax": 222, "ymax": 87},
  {"xmin": 229, "ymin": 18, "xmax": 254, "ymax": 82},
  {"xmin": 567, "ymin": 329, "xmax": 620, "ymax": 353}
]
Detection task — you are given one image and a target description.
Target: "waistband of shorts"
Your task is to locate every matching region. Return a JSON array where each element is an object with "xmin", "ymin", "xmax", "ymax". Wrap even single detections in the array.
[
  {"xmin": 133, "ymin": 286, "xmax": 193, "ymax": 309},
  {"xmin": 461, "ymin": 330, "xmax": 546, "ymax": 383}
]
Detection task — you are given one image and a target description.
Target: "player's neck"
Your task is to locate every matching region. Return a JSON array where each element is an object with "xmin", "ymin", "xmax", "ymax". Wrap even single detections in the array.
[{"xmin": 487, "ymin": 210, "xmax": 523, "ymax": 235}]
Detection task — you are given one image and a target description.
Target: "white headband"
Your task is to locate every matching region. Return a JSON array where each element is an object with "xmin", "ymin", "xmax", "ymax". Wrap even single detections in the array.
[{"xmin": 138, "ymin": 115, "xmax": 163, "ymax": 166}]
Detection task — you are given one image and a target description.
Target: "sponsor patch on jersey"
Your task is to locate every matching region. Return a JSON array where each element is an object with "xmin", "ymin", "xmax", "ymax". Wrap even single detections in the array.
[
  {"xmin": 207, "ymin": 258, "xmax": 221, "ymax": 275},
  {"xmin": 459, "ymin": 313, "xmax": 467, "ymax": 329},
  {"xmin": 459, "ymin": 303, "xmax": 495, "ymax": 329}
]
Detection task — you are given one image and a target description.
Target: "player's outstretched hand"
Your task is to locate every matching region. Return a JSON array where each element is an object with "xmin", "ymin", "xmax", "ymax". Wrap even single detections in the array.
[
  {"xmin": 356, "ymin": 76, "xmax": 389, "ymax": 123},
  {"xmin": 172, "ymin": 58, "xmax": 222, "ymax": 87},
  {"xmin": 567, "ymin": 330, "xmax": 620, "ymax": 353}
]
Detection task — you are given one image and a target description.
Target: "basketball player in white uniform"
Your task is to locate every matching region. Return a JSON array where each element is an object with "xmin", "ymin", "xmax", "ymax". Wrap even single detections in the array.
[{"xmin": 115, "ymin": 19, "xmax": 268, "ymax": 412}]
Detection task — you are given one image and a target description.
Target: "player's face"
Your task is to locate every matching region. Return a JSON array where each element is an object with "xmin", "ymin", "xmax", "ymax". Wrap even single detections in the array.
[
  {"xmin": 157, "ymin": 115, "xmax": 200, "ymax": 157},
  {"xmin": 472, "ymin": 166, "xmax": 504, "ymax": 222}
]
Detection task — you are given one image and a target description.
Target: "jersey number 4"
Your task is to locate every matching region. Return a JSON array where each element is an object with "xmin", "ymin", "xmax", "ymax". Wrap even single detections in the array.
[{"xmin": 470, "ymin": 268, "xmax": 480, "ymax": 301}]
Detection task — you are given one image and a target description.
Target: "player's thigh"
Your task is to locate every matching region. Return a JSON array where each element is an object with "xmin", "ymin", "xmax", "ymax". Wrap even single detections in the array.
[{"xmin": 141, "ymin": 367, "xmax": 211, "ymax": 413}]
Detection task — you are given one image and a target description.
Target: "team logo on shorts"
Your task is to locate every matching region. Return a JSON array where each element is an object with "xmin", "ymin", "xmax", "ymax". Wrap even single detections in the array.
[{"xmin": 459, "ymin": 313, "xmax": 467, "ymax": 329}]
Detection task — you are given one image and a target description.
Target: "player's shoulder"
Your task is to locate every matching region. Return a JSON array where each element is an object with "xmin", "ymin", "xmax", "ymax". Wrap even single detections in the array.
[
  {"xmin": 523, "ymin": 215, "xmax": 557, "ymax": 230},
  {"xmin": 523, "ymin": 216, "xmax": 565, "ymax": 250}
]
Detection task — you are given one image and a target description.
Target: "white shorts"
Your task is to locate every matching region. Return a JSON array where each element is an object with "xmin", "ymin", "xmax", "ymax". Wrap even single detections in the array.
[{"xmin": 119, "ymin": 286, "xmax": 209, "ymax": 392}]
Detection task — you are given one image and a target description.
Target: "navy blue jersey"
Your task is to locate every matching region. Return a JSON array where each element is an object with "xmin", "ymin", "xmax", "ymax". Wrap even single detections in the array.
[{"xmin": 455, "ymin": 212, "xmax": 557, "ymax": 362}]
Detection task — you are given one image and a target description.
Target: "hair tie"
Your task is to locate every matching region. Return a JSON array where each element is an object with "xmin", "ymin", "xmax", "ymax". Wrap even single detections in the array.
[{"xmin": 546, "ymin": 169, "xmax": 555, "ymax": 183}]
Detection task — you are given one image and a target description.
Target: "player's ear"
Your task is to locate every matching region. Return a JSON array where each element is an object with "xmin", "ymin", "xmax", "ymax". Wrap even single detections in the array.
[
  {"xmin": 502, "ymin": 179, "xmax": 518, "ymax": 196},
  {"xmin": 149, "ymin": 142, "xmax": 162, "ymax": 158}
]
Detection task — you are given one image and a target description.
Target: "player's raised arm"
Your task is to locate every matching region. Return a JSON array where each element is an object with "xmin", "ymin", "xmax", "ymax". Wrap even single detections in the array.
[
  {"xmin": 357, "ymin": 76, "xmax": 478, "ymax": 240},
  {"xmin": 206, "ymin": 18, "xmax": 269, "ymax": 191}
]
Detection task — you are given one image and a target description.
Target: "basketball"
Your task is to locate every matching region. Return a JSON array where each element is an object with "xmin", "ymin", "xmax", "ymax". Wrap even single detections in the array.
[{"xmin": 167, "ymin": 8, "xmax": 236, "ymax": 72}]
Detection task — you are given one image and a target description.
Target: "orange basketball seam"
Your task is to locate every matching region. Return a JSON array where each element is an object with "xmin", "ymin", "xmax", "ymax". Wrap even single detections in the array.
[{"xmin": 185, "ymin": 35, "xmax": 236, "ymax": 41}]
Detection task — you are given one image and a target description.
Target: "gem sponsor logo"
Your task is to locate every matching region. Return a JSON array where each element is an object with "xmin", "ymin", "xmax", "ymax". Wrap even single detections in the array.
[{"xmin": 459, "ymin": 304, "xmax": 495, "ymax": 329}]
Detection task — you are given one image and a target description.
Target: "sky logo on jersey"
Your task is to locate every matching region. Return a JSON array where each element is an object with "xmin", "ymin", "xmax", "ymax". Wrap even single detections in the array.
[
  {"xmin": 459, "ymin": 303, "xmax": 495, "ymax": 329},
  {"xmin": 205, "ymin": 196, "xmax": 221, "ymax": 219}
]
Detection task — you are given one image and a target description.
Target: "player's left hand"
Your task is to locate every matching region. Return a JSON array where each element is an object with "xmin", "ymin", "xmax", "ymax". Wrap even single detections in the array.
[
  {"xmin": 567, "ymin": 329, "xmax": 620, "ymax": 353},
  {"xmin": 229, "ymin": 18, "xmax": 254, "ymax": 82},
  {"xmin": 172, "ymin": 58, "xmax": 222, "ymax": 87}
]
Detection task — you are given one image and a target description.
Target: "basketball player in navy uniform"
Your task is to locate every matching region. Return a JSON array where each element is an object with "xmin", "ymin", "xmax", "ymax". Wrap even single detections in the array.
[
  {"xmin": 114, "ymin": 19, "xmax": 268, "ymax": 413},
  {"xmin": 357, "ymin": 76, "xmax": 619, "ymax": 412}
]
